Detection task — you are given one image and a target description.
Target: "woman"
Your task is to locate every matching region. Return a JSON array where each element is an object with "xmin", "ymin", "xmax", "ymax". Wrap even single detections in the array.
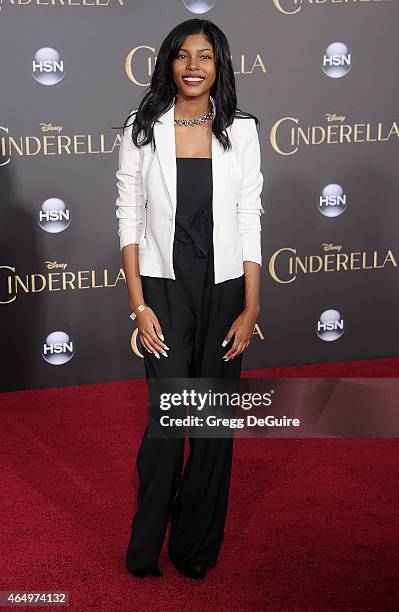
[{"xmin": 115, "ymin": 18, "xmax": 263, "ymax": 580}]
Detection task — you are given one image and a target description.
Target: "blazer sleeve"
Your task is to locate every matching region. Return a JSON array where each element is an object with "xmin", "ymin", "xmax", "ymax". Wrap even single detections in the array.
[
  {"xmin": 237, "ymin": 117, "xmax": 264, "ymax": 267},
  {"xmin": 115, "ymin": 114, "xmax": 144, "ymax": 250}
]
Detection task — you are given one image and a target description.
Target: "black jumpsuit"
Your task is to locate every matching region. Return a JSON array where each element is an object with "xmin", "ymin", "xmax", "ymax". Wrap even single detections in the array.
[{"xmin": 125, "ymin": 157, "xmax": 245, "ymax": 572}]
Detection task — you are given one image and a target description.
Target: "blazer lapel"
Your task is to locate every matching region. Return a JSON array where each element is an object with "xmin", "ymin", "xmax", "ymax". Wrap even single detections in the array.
[{"xmin": 153, "ymin": 98, "xmax": 230, "ymax": 221}]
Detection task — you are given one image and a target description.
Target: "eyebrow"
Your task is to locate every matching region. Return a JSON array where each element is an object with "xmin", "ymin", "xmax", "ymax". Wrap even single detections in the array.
[{"xmin": 179, "ymin": 48, "xmax": 213, "ymax": 52}]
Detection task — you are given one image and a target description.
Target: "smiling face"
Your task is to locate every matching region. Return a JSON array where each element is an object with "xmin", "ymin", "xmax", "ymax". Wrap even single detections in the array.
[{"xmin": 172, "ymin": 33, "xmax": 216, "ymax": 97}]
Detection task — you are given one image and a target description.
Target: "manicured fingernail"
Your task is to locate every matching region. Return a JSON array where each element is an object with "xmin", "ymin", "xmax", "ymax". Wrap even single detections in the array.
[
  {"xmin": 161, "ymin": 351, "xmax": 168, "ymax": 357},
  {"xmin": 160, "ymin": 334, "xmax": 164, "ymax": 341},
  {"xmin": 164, "ymin": 346, "xmax": 170, "ymax": 350},
  {"xmin": 222, "ymin": 340, "xmax": 227, "ymax": 347},
  {"xmin": 154, "ymin": 352, "xmax": 160, "ymax": 359}
]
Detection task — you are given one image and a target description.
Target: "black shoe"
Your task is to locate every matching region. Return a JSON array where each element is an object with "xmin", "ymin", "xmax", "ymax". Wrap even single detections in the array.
[
  {"xmin": 181, "ymin": 560, "xmax": 208, "ymax": 580},
  {"xmin": 127, "ymin": 565, "xmax": 163, "ymax": 578}
]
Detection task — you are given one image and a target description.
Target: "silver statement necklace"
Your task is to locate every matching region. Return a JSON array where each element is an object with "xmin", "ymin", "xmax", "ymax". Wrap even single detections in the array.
[{"xmin": 174, "ymin": 98, "xmax": 215, "ymax": 126}]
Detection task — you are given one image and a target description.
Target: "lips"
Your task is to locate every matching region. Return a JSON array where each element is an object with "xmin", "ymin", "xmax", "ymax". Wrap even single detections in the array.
[{"xmin": 182, "ymin": 75, "xmax": 205, "ymax": 84}]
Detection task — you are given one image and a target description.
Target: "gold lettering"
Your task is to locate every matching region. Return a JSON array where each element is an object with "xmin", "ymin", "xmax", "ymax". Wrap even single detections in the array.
[
  {"xmin": 336, "ymin": 253, "xmax": 349, "ymax": 271},
  {"xmin": 253, "ymin": 323, "xmax": 265, "ymax": 341},
  {"xmin": 268, "ymin": 247, "xmax": 399, "ymax": 283},
  {"xmin": 125, "ymin": 46, "xmax": 155, "ymax": 87},
  {"xmin": 270, "ymin": 117, "xmax": 399, "ymax": 156},
  {"xmin": 48, "ymin": 273, "xmax": 61, "ymax": 291},
  {"xmin": 62, "ymin": 272, "xmax": 76, "ymax": 290},
  {"xmin": 273, "ymin": 0, "xmax": 301, "ymax": 15},
  {"xmin": 78, "ymin": 270, "xmax": 90, "ymax": 288},
  {"xmin": 269, "ymin": 247, "xmax": 297, "ymax": 284}
]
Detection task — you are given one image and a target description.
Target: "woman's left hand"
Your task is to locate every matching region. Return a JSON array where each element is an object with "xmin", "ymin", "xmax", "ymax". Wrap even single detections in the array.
[{"xmin": 222, "ymin": 306, "xmax": 259, "ymax": 360}]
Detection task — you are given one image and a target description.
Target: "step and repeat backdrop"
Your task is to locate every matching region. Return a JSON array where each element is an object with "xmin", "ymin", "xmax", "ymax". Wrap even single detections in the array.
[{"xmin": 1, "ymin": 0, "xmax": 398, "ymax": 391}]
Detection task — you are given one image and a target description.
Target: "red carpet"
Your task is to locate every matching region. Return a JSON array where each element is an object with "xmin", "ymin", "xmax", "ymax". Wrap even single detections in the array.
[{"xmin": 1, "ymin": 357, "xmax": 398, "ymax": 610}]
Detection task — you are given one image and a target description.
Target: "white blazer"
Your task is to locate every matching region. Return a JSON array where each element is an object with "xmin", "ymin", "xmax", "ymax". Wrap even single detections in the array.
[{"xmin": 115, "ymin": 98, "xmax": 263, "ymax": 284}]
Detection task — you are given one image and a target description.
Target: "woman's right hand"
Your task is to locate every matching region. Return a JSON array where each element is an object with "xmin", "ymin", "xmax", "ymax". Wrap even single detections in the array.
[{"xmin": 136, "ymin": 306, "xmax": 169, "ymax": 358}]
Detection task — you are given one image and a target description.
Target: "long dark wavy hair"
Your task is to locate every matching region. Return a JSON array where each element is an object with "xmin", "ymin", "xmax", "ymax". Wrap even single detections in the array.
[{"xmin": 115, "ymin": 18, "xmax": 260, "ymax": 152}]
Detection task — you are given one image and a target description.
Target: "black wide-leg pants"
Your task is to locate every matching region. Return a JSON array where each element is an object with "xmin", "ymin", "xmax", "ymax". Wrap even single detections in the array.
[{"xmin": 125, "ymin": 265, "xmax": 245, "ymax": 571}]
